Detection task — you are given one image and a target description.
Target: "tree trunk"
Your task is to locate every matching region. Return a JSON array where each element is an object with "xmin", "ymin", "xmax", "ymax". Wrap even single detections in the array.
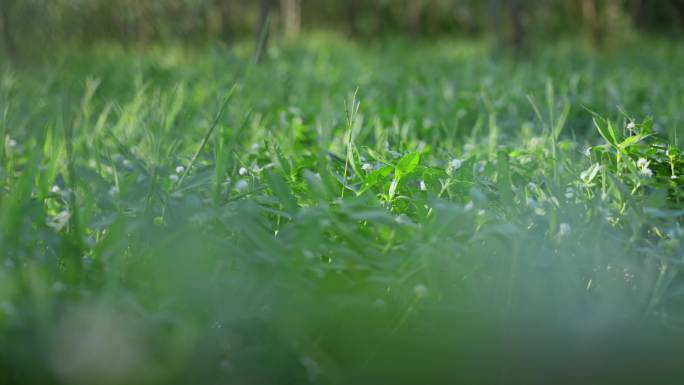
[
  {"xmin": 345, "ymin": 0, "xmax": 360, "ymax": 35},
  {"xmin": 488, "ymin": 0, "xmax": 504, "ymax": 50},
  {"xmin": 405, "ymin": 0, "xmax": 424, "ymax": 35},
  {"xmin": 281, "ymin": 0, "xmax": 301, "ymax": 39},
  {"xmin": 0, "ymin": 0, "xmax": 16, "ymax": 55},
  {"xmin": 509, "ymin": 0, "xmax": 525, "ymax": 51},
  {"xmin": 254, "ymin": 0, "xmax": 272, "ymax": 64},
  {"xmin": 582, "ymin": 0, "xmax": 605, "ymax": 48},
  {"xmin": 630, "ymin": 0, "xmax": 643, "ymax": 30},
  {"xmin": 669, "ymin": 0, "xmax": 684, "ymax": 28}
]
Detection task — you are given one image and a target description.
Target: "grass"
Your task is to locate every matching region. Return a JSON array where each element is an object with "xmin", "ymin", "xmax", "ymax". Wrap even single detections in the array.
[{"xmin": 2, "ymin": 34, "xmax": 684, "ymax": 384}]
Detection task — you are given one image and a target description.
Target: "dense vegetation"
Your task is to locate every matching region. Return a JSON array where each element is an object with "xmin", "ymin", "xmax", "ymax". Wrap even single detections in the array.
[{"xmin": 2, "ymin": 35, "xmax": 684, "ymax": 384}]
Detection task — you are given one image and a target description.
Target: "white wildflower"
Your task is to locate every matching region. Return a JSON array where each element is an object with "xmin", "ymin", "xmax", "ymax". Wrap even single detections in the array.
[
  {"xmin": 565, "ymin": 186, "xmax": 575, "ymax": 199},
  {"xmin": 239, "ymin": 167, "xmax": 249, "ymax": 176},
  {"xmin": 640, "ymin": 167, "xmax": 653, "ymax": 178},
  {"xmin": 420, "ymin": 180, "xmax": 427, "ymax": 191},
  {"xmin": 6, "ymin": 137, "xmax": 17, "ymax": 148},
  {"xmin": 362, "ymin": 163, "xmax": 373, "ymax": 172},
  {"xmin": 636, "ymin": 158, "xmax": 653, "ymax": 178},
  {"xmin": 464, "ymin": 201, "xmax": 474, "ymax": 211},
  {"xmin": 530, "ymin": 137, "xmax": 542, "ymax": 148},
  {"xmin": 50, "ymin": 185, "xmax": 61, "ymax": 193},
  {"xmin": 169, "ymin": 174, "xmax": 179, "ymax": 183},
  {"xmin": 413, "ymin": 284, "xmax": 429, "ymax": 297},
  {"xmin": 175, "ymin": 166, "xmax": 185, "ymax": 174},
  {"xmin": 234, "ymin": 180, "xmax": 249, "ymax": 193},
  {"xmin": 451, "ymin": 158, "xmax": 463, "ymax": 170},
  {"xmin": 559, "ymin": 222, "xmax": 571, "ymax": 237},
  {"xmin": 627, "ymin": 121, "xmax": 636, "ymax": 131}
]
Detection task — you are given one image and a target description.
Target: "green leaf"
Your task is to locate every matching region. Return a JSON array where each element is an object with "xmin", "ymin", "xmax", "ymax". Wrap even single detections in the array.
[
  {"xmin": 395, "ymin": 151, "xmax": 421, "ymax": 180},
  {"xmin": 580, "ymin": 163, "xmax": 601, "ymax": 184},
  {"xmin": 265, "ymin": 170, "xmax": 298, "ymax": 215},
  {"xmin": 359, "ymin": 165, "xmax": 392, "ymax": 195},
  {"xmin": 593, "ymin": 117, "xmax": 618, "ymax": 148}
]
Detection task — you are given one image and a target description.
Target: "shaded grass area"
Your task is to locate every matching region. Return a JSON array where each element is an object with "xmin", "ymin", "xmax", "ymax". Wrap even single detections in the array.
[{"xmin": 1, "ymin": 35, "xmax": 684, "ymax": 384}]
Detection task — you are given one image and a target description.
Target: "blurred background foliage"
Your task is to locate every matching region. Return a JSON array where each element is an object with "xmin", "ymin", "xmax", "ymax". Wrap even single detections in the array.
[{"xmin": 0, "ymin": 0, "xmax": 683, "ymax": 55}]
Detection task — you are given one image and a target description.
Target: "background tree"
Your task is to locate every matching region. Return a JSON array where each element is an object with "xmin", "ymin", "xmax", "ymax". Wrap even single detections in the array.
[
  {"xmin": 0, "ymin": 0, "xmax": 16, "ymax": 55},
  {"xmin": 581, "ymin": 0, "xmax": 607, "ymax": 47},
  {"xmin": 281, "ymin": 0, "xmax": 301, "ymax": 39},
  {"xmin": 509, "ymin": 0, "xmax": 525, "ymax": 51}
]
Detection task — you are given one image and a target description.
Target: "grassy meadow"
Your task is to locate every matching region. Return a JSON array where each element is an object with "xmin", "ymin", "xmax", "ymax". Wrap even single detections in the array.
[{"xmin": 2, "ymin": 35, "xmax": 684, "ymax": 384}]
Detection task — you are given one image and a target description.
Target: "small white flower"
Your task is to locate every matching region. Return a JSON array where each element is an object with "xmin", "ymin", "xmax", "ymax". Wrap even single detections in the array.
[
  {"xmin": 251, "ymin": 143, "xmax": 260, "ymax": 151},
  {"xmin": 7, "ymin": 138, "xmax": 17, "ymax": 148},
  {"xmin": 636, "ymin": 158, "xmax": 653, "ymax": 177},
  {"xmin": 169, "ymin": 174, "xmax": 179, "ymax": 183},
  {"xmin": 559, "ymin": 222, "xmax": 571, "ymax": 237},
  {"xmin": 627, "ymin": 121, "xmax": 636, "ymax": 131},
  {"xmin": 451, "ymin": 158, "xmax": 463, "ymax": 170},
  {"xmin": 413, "ymin": 284, "xmax": 429, "ymax": 297},
  {"xmin": 671, "ymin": 175, "xmax": 678, "ymax": 180},
  {"xmin": 239, "ymin": 167, "xmax": 249, "ymax": 176},
  {"xmin": 583, "ymin": 147, "xmax": 592, "ymax": 157},
  {"xmin": 640, "ymin": 167, "xmax": 653, "ymax": 178},
  {"xmin": 175, "ymin": 166, "xmax": 185, "ymax": 174},
  {"xmin": 108, "ymin": 186, "xmax": 119, "ymax": 197},
  {"xmin": 50, "ymin": 185, "xmax": 61, "ymax": 193},
  {"xmin": 526, "ymin": 197, "xmax": 537, "ymax": 208},
  {"xmin": 362, "ymin": 163, "xmax": 373, "ymax": 172},
  {"xmin": 420, "ymin": 180, "xmax": 427, "ymax": 191},
  {"xmin": 235, "ymin": 180, "xmax": 249, "ymax": 193},
  {"xmin": 565, "ymin": 186, "xmax": 575, "ymax": 199},
  {"xmin": 530, "ymin": 137, "xmax": 542, "ymax": 148},
  {"xmin": 464, "ymin": 201, "xmax": 474, "ymax": 211}
]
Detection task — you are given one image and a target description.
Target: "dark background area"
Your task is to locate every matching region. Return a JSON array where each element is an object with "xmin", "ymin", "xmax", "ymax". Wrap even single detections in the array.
[{"xmin": 0, "ymin": 0, "xmax": 683, "ymax": 56}]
